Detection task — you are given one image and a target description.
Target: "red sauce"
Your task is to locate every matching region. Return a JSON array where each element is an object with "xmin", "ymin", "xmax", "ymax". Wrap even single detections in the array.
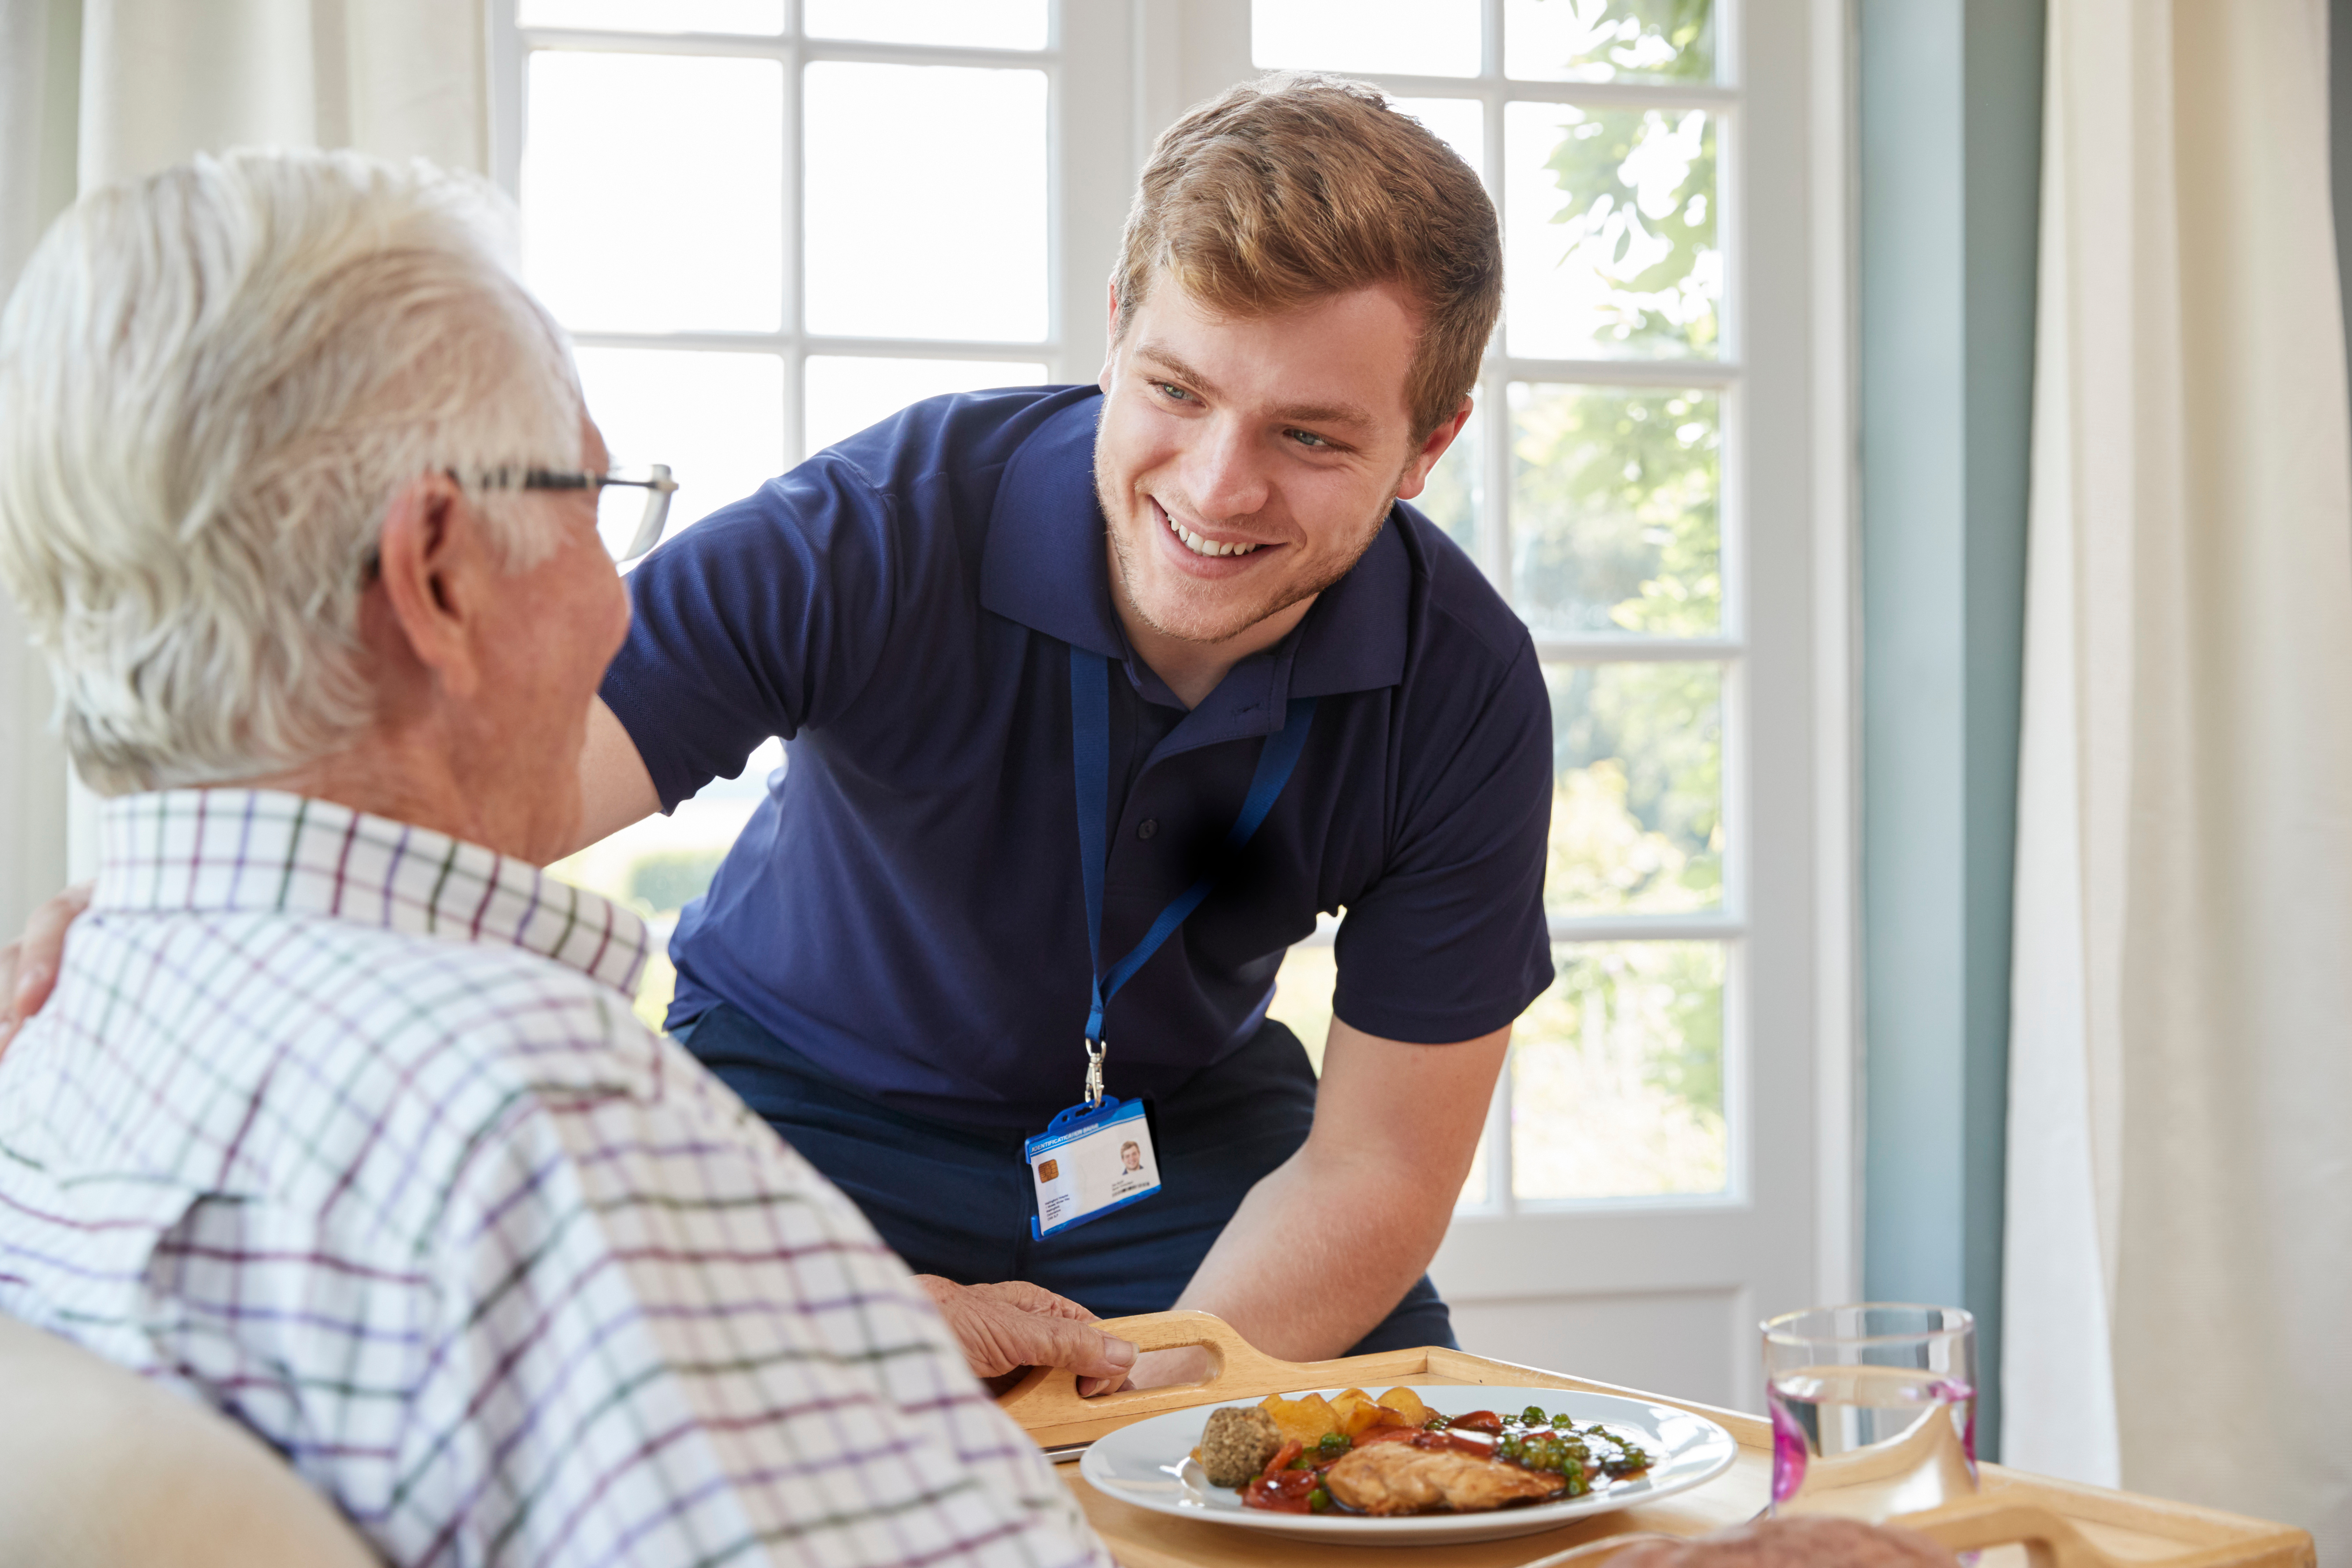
[{"xmin": 1242, "ymin": 1469, "xmax": 1319, "ymax": 1513}]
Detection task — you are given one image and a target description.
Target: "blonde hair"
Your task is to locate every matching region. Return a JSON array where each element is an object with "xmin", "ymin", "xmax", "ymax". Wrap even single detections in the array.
[
  {"xmin": 0, "ymin": 148, "xmax": 581, "ymax": 794},
  {"xmin": 1114, "ymin": 73, "xmax": 1502, "ymax": 441}
]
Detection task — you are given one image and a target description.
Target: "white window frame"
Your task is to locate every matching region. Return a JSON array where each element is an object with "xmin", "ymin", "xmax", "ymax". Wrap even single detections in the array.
[
  {"xmin": 484, "ymin": 0, "xmax": 1861, "ymax": 1391},
  {"xmin": 485, "ymin": 1, "xmax": 1140, "ymax": 466}
]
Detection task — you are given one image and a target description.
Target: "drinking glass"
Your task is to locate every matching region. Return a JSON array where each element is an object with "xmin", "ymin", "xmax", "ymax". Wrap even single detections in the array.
[{"xmin": 1761, "ymin": 1304, "xmax": 1977, "ymax": 1521}]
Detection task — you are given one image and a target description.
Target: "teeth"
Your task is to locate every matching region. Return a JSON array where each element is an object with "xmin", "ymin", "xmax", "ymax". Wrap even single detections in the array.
[{"xmin": 1166, "ymin": 510, "xmax": 1263, "ymax": 558}]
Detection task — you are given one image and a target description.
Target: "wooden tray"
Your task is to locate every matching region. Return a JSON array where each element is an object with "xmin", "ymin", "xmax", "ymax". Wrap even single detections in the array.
[{"xmin": 997, "ymin": 1313, "xmax": 2314, "ymax": 1568}]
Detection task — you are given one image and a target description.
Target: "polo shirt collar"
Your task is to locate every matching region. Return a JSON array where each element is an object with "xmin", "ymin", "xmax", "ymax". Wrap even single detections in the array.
[
  {"xmin": 93, "ymin": 789, "xmax": 651, "ymax": 997},
  {"xmin": 979, "ymin": 391, "xmax": 1410, "ymax": 707}
]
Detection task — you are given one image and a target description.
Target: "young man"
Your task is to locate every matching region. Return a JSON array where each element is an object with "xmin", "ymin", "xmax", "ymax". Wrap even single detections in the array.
[
  {"xmin": 572, "ymin": 73, "xmax": 1551, "ymax": 1379},
  {"xmin": 0, "ymin": 148, "xmax": 1108, "ymax": 1567}
]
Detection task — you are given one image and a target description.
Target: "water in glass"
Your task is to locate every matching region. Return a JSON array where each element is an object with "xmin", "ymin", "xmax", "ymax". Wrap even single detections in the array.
[{"xmin": 1763, "ymin": 1305, "xmax": 1977, "ymax": 1523}]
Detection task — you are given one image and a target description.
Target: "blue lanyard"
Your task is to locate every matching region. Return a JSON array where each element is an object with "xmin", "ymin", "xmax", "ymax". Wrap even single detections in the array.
[{"xmin": 1069, "ymin": 647, "xmax": 1316, "ymax": 1092}]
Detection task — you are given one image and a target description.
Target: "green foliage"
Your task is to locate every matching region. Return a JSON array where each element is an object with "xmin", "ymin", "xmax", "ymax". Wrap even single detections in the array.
[
  {"xmin": 1527, "ymin": 0, "xmax": 1715, "ymax": 83},
  {"xmin": 1554, "ymin": 940, "xmax": 1725, "ymax": 1119},
  {"xmin": 1512, "ymin": 386, "xmax": 1719, "ymax": 637},
  {"xmin": 627, "ymin": 848, "xmax": 727, "ymax": 916}
]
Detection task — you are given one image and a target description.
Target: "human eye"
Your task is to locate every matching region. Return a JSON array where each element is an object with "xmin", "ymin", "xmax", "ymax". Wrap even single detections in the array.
[
  {"xmin": 1150, "ymin": 380, "xmax": 1199, "ymax": 405},
  {"xmin": 1285, "ymin": 427, "xmax": 1338, "ymax": 451}
]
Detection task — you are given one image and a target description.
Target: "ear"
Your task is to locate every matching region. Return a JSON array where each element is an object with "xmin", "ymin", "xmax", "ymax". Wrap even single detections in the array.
[
  {"xmin": 1099, "ymin": 279, "xmax": 1121, "ymax": 393},
  {"xmin": 372, "ymin": 473, "xmax": 493, "ymax": 699},
  {"xmin": 1394, "ymin": 397, "xmax": 1475, "ymax": 502}
]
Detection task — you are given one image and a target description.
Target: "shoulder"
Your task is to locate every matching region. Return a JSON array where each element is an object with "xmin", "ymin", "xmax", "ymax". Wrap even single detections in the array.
[
  {"xmin": 1384, "ymin": 504, "xmax": 1546, "ymax": 738},
  {"xmin": 634, "ymin": 383, "xmax": 1097, "ymax": 589},
  {"xmin": 1390, "ymin": 501, "xmax": 1540, "ymax": 674}
]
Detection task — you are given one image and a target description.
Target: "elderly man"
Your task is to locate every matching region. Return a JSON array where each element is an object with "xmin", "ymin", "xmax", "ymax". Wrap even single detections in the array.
[{"xmin": 0, "ymin": 148, "xmax": 1111, "ymax": 1567}]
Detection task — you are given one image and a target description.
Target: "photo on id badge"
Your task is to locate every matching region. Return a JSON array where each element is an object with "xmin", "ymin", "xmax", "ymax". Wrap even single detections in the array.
[{"xmin": 1027, "ymin": 1098, "xmax": 1162, "ymax": 1238}]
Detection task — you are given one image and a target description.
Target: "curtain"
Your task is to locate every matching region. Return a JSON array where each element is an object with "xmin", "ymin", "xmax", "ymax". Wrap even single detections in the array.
[
  {"xmin": 77, "ymin": 0, "xmax": 488, "ymax": 188},
  {"xmin": 7, "ymin": 0, "xmax": 492, "ymax": 882},
  {"xmin": 2003, "ymin": 0, "xmax": 2352, "ymax": 1556}
]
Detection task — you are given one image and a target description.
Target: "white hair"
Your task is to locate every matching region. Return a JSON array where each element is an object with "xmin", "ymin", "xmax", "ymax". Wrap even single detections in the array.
[{"xmin": 0, "ymin": 147, "xmax": 583, "ymax": 794}]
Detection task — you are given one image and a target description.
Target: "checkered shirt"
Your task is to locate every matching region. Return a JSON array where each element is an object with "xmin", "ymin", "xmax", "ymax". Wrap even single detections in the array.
[{"xmin": 0, "ymin": 790, "xmax": 1107, "ymax": 1568}]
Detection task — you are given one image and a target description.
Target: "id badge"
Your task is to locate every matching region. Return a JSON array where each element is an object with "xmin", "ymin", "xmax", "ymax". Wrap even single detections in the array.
[{"xmin": 1023, "ymin": 1094, "xmax": 1163, "ymax": 1240}]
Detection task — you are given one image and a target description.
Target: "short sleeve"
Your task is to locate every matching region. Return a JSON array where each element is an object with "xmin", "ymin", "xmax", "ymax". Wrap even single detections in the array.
[
  {"xmin": 396, "ymin": 1028, "xmax": 1108, "ymax": 1568},
  {"xmin": 600, "ymin": 456, "xmax": 905, "ymax": 812},
  {"xmin": 1329, "ymin": 637, "xmax": 1555, "ymax": 1044}
]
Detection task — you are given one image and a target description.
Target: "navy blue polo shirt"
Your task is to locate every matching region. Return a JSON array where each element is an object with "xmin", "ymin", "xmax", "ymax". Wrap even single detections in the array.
[{"xmin": 601, "ymin": 384, "xmax": 1553, "ymax": 1131}]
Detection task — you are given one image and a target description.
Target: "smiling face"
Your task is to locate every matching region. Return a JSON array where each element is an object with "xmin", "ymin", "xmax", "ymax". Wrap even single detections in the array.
[{"xmin": 1094, "ymin": 276, "xmax": 1468, "ymax": 671}]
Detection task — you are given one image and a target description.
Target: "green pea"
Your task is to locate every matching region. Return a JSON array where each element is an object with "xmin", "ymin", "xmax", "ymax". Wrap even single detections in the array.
[
  {"xmin": 1308, "ymin": 1488, "xmax": 1332, "ymax": 1513},
  {"xmin": 1318, "ymin": 1431, "xmax": 1351, "ymax": 1456}
]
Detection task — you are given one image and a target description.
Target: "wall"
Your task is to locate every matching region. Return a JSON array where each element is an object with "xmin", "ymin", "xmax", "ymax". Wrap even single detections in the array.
[
  {"xmin": 1856, "ymin": 0, "xmax": 2043, "ymax": 1460},
  {"xmin": 0, "ymin": 0, "xmax": 79, "ymax": 941}
]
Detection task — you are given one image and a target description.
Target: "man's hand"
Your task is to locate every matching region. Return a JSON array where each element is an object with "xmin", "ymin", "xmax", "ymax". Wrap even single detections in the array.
[
  {"xmin": 1610, "ymin": 1517, "xmax": 1961, "ymax": 1568},
  {"xmin": 0, "ymin": 881, "xmax": 91, "ymax": 1056},
  {"xmin": 912, "ymin": 1276, "xmax": 1138, "ymax": 1392}
]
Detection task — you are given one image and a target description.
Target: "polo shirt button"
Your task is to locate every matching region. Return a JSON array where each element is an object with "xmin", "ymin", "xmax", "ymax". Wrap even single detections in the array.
[{"xmin": 1137, "ymin": 819, "xmax": 1159, "ymax": 840}]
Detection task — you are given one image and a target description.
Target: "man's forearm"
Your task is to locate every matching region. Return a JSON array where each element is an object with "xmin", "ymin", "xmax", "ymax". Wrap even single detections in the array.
[
  {"xmin": 1169, "ymin": 1019, "xmax": 1509, "ymax": 1363},
  {"xmin": 1171, "ymin": 1140, "xmax": 1463, "ymax": 1361}
]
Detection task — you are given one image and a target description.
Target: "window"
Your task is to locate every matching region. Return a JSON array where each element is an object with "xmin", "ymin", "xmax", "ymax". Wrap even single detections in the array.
[
  {"xmin": 499, "ymin": 0, "xmax": 1845, "ymax": 1404},
  {"xmin": 1248, "ymin": 0, "xmax": 1739, "ymax": 1207},
  {"xmin": 497, "ymin": 0, "xmax": 1096, "ymax": 1027}
]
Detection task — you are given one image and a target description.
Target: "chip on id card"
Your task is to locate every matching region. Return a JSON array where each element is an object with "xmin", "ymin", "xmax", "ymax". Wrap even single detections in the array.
[{"xmin": 1024, "ymin": 1095, "xmax": 1162, "ymax": 1239}]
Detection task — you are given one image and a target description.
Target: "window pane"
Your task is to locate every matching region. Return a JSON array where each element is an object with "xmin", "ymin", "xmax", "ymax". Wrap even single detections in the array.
[
  {"xmin": 550, "ymin": 737, "xmax": 785, "ymax": 1031},
  {"xmin": 574, "ymin": 348, "xmax": 786, "ymax": 539},
  {"xmin": 804, "ymin": 357, "xmax": 1047, "ymax": 457},
  {"xmin": 1504, "ymin": 0, "xmax": 1716, "ymax": 83},
  {"xmin": 1505, "ymin": 103, "xmax": 1718, "ymax": 360},
  {"xmin": 805, "ymin": 0, "xmax": 1047, "ymax": 50},
  {"xmin": 1509, "ymin": 383, "xmax": 1719, "ymax": 636},
  {"xmin": 1544, "ymin": 662, "xmax": 1722, "ymax": 916},
  {"xmin": 1266, "ymin": 944, "xmax": 1337, "ymax": 1072},
  {"xmin": 523, "ymin": 52, "xmax": 783, "ymax": 333},
  {"xmin": 1412, "ymin": 403, "xmax": 1485, "ymax": 569},
  {"xmin": 1390, "ymin": 97, "xmax": 1487, "ymax": 184},
  {"xmin": 804, "ymin": 64, "xmax": 1047, "ymax": 341},
  {"xmin": 1253, "ymin": 0, "xmax": 1482, "ymax": 78},
  {"xmin": 1511, "ymin": 940, "xmax": 1727, "ymax": 1199},
  {"xmin": 520, "ymin": 0, "xmax": 782, "ymax": 34}
]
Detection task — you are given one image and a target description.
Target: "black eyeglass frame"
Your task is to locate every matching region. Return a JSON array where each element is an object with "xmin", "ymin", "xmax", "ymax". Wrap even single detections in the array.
[
  {"xmin": 359, "ymin": 463, "xmax": 680, "ymax": 583},
  {"xmin": 484, "ymin": 464, "xmax": 678, "ymax": 562}
]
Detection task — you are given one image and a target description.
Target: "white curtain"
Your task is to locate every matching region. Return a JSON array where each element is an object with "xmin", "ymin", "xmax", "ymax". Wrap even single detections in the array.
[
  {"xmin": 2004, "ymin": 0, "xmax": 2352, "ymax": 1556},
  {"xmin": 5, "ymin": 0, "xmax": 493, "ymax": 882},
  {"xmin": 77, "ymin": 0, "xmax": 488, "ymax": 189}
]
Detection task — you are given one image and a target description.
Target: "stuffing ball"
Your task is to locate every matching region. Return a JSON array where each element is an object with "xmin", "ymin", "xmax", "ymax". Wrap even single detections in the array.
[{"xmin": 1198, "ymin": 1406, "xmax": 1283, "ymax": 1488}]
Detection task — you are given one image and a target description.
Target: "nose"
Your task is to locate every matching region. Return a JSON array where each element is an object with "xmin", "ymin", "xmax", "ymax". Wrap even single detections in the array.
[{"xmin": 1181, "ymin": 413, "xmax": 1273, "ymax": 523}]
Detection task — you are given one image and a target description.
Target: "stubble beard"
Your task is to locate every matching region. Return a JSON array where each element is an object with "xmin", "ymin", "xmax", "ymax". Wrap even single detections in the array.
[{"xmin": 1095, "ymin": 462, "xmax": 1397, "ymax": 648}]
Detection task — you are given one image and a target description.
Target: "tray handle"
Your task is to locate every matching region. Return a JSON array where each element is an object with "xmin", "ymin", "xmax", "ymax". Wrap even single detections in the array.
[
  {"xmin": 995, "ymin": 1310, "xmax": 1329, "ymax": 1432},
  {"xmin": 1893, "ymin": 1494, "xmax": 2262, "ymax": 1568},
  {"xmin": 1514, "ymin": 1499, "xmax": 2158, "ymax": 1568}
]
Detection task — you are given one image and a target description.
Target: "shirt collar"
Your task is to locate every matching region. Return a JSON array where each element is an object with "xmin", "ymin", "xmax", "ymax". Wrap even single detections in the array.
[
  {"xmin": 92, "ymin": 790, "xmax": 650, "ymax": 998},
  {"xmin": 978, "ymin": 390, "xmax": 1411, "ymax": 704}
]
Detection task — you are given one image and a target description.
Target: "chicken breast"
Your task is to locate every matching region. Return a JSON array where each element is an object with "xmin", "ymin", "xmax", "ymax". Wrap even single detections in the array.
[{"xmin": 1322, "ymin": 1442, "xmax": 1570, "ymax": 1515}]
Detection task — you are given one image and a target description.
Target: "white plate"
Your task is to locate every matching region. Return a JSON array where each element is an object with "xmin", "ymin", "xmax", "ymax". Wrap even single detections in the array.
[{"xmin": 1078, "ymin": 1384, "xmax": 1741, "ymax": 1546}]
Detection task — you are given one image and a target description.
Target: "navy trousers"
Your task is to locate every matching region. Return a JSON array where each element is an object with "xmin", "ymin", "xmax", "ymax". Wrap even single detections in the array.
[{"xmin": 682, "ymin": 1003, "xmax": 1456, "ymax": 1355}]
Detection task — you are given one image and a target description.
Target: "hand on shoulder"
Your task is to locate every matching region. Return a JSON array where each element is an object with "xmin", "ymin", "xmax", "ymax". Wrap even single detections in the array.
[{"xmin": 0, "ymin": 882, "xmax": 92, "ymax": 1055}]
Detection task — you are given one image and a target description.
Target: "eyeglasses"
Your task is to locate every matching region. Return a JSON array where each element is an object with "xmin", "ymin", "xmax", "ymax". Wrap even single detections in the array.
[{"xmin": 484, "ymin": 464, "xmax": 679, "ymax": 562}]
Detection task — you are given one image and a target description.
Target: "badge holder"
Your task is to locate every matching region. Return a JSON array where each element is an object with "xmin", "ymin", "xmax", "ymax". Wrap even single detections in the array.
[
  {"xmin": 1028, "ymin": 648, "xmax": 1316, "ymax": 1243},
  {"xmin": 1023, "ymin": 1089, "xmax": 1163, "ymax": 1240}
]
